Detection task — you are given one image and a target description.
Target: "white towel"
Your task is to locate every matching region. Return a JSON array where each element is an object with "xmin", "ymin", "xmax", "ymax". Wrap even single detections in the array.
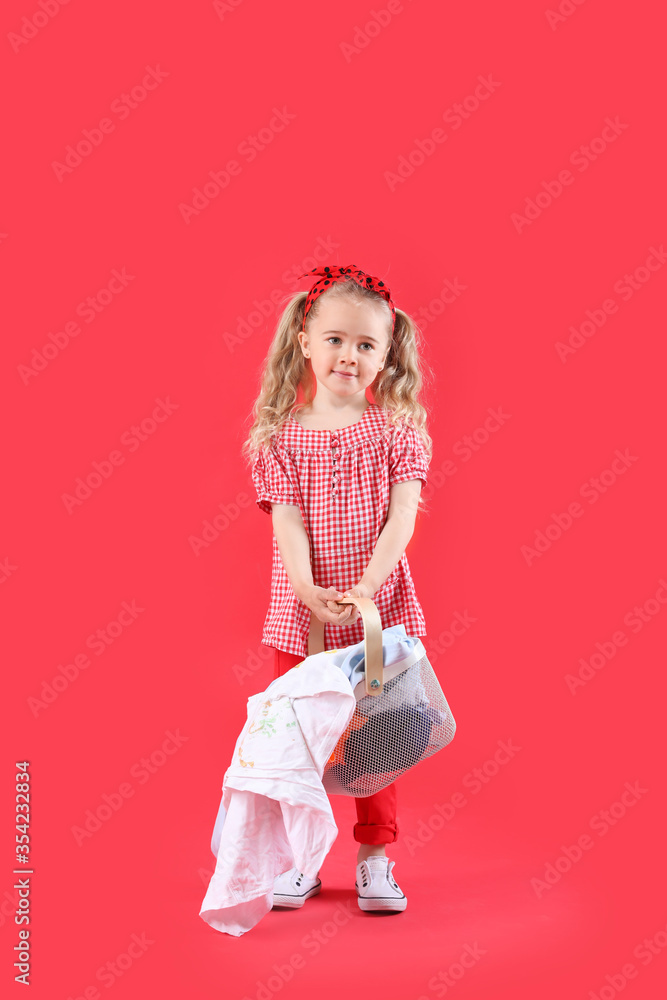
[{"xmin": 199, "ymin": 657, "xmax": 356, "ymax": 936}]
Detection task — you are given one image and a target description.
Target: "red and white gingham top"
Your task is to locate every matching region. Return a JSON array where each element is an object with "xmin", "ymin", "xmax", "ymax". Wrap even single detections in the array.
[{"xmin": 251, "ymin": 403, "xmax": 430, "ymax": 658}]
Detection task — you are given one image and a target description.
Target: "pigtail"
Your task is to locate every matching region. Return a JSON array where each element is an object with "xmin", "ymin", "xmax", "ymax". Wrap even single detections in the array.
[
  {"xmin": 241, "ymin": 292, "xmax": 314, "ymax": 463},
  {"xmin": 372, "ymin": 308, "xmax": 434, "ymax": 462}
]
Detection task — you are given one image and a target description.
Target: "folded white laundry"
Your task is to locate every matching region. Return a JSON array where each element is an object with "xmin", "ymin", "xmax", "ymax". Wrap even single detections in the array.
[{"xmin": 199, "ymin": 656, "xmax": 356, "ymax": 936}]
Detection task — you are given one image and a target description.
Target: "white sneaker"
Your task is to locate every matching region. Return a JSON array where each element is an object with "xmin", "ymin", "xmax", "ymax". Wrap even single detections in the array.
[
  {"xmin": 272, "ymin": 867, "xmax": 321, "ymax": 908},
  {"xmin": 355, "ymin": 857, "xmax": 407, "ymax": 912}
]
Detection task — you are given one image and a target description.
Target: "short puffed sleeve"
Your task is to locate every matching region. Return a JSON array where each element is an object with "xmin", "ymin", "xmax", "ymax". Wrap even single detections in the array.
[
  {"xmin": 251, "ymin": 443, "xmax": 298, "ymax": 515},
  {"xmin": 388, "ymin": 421, "xmax": 430, "ymax": 489}
]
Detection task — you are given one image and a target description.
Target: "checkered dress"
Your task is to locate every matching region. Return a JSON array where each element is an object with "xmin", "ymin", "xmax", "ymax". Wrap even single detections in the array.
[{"xmin": 252, "ymin": 403, "xmax": 430, "ymax": 658}]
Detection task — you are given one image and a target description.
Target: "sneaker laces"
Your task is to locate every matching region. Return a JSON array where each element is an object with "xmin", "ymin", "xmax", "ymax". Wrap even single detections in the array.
[
  {"xmin": 293, "ymin": 870, "xmax": 319, "ymax": 886},
  {"xmin": 366, "ymin": 856, "xmax": 390, "ymax": 871},
  {"xmin": 363, "ymin": 857, "xmax": 400, "ymax": 890}
]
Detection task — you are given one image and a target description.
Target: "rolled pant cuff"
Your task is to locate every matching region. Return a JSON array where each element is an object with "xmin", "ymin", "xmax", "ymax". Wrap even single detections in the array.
[{"xmin": 353, "ymin": 822, "xmax": 398, "ymax": 845}]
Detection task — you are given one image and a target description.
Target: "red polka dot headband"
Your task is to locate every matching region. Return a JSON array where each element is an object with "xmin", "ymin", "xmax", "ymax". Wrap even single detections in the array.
[{"xmin": 298, "ymin": 264, "xmax": 396, "ymax": 332}]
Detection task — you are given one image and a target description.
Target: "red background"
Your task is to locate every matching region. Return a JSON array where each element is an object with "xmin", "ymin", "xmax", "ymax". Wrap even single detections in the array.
[{"xmin": 2, "ymin": 1, "xmax": 666, "ymax": 997}]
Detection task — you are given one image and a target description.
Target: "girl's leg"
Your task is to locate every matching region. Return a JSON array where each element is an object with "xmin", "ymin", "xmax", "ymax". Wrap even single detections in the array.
[
  {"xmin": 353, "ymin": 632, "xmax": 432, "ymax": 862},
  {"xmin": 271, "ymin": 646, "xmax": 304, "ymax": 679},
  {"xmin": 270, "ymin": 645, "xmax": 400, "ymax": 861},
  {"xmin": 354, "ymin": 783, "xmax": 398, "ymax": 862}
]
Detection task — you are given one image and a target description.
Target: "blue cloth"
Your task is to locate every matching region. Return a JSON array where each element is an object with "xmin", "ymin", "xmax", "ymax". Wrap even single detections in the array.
[
  {"xmin": 328, "ymin": 624, "xmax": 418, "ymax": 690},
  {"xmin": 264, "ymin": 624, "xmax": 420, "ymax": 696}
]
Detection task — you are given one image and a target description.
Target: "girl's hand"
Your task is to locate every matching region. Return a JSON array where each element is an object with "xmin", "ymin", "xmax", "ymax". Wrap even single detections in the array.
[
  {"xmin": 326, "ymin": 583, "xmax": 375, "ymax": 626},
  {"xmin": 344, "ymin": 583, "xmax": 375, "ymax": 600},
  {"xmin": 299, "ymin": 585, "xmax": 356, "ymax": 626}
]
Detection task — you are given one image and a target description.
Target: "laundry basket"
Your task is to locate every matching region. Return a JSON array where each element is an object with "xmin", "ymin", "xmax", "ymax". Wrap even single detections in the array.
[{"xmin": 307, "ymin": 597, "xmax": 456, "ymax": 797}]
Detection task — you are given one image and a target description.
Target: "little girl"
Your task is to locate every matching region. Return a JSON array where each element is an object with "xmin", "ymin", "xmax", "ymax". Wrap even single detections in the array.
[{"xmin": 242, "ymin": 263, "xmax": 433, "ymax": 913}]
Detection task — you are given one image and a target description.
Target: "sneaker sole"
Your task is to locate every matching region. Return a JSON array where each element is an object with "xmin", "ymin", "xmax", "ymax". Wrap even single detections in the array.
[
  {"xmin": 357, "ymin": 894, "xmax": 407, "ymax": 912},
  {"xmin": 272, "ymin": 882, "xmax": 321, "ymax": 909}
]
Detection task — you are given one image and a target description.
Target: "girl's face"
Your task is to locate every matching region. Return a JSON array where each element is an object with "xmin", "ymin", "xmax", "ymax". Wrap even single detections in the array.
[{"xmin": 298, "ymin": 295, "xmax": 390, "ymax": 404}]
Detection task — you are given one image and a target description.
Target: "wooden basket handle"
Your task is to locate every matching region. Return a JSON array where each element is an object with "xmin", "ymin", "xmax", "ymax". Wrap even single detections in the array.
[{"xmin": 308, "ymin": 597, "xmax": 384, "ymax": 696}]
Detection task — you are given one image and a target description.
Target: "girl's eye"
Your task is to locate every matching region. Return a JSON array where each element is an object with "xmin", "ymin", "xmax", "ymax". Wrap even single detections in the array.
[{"xmin": 327, "ymin": 338, "xmax": 373, "ymax": 351}]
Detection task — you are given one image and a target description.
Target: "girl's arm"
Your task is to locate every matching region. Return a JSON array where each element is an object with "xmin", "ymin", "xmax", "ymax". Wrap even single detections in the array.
[
  {"xmin": 354, "ymin": 479, "xmax": 423, "ymax": 597},
  {"xmin": 271, "ymin": 504, "xmax": 355, "ymax": 625}
]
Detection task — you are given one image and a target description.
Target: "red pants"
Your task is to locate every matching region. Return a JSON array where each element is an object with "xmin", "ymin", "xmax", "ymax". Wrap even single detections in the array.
[{"xmin": 271, "ymin": 647, "xmax": 398, "ymax": 845}]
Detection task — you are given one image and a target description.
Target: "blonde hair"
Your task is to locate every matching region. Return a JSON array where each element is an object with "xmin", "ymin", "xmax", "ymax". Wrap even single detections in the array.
[{"xmin": 242, "ymin": 278, "xmax": 434, "ymax": 473}]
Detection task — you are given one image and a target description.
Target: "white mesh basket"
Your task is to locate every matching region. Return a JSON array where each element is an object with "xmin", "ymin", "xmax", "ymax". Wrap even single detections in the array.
[{"xmin": 308, "ymin": 598, "xmax": 456, "ymax": 798}]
